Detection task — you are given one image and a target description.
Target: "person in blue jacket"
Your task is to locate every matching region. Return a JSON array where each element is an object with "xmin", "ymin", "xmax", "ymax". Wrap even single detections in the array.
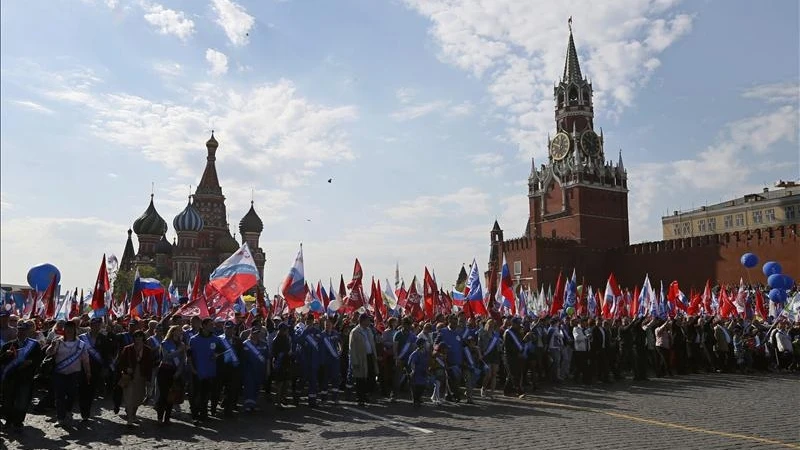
[
  {"xmin": 240, "ymin": 324, "xmax": 270, "ymax": 412},
  {"xmin": 407, "ymin": 338, "xmax": 428, "ymax": 408},
  {"xmin": 298, "ymin": 314, "xmax": 322, "ymax": 407},
  {"xmin": 319, "ymin": 317, "xmax": 342, "ymax": 404}
]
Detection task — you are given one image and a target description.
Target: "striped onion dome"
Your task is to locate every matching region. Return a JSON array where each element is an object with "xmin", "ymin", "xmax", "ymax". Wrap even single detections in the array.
[
  {"xmin": 133, "ymin": 195, "xmax": 168, "ymax": 236},
  {"xmin": 173, "ymin": 199, "xmax": 204, "ymax": 233}
]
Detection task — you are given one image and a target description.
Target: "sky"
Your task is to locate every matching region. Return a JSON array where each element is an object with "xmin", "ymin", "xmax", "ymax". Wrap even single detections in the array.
[{"xmin": 1, "ymin": 0, "xmax": 798, "ymax": 294}]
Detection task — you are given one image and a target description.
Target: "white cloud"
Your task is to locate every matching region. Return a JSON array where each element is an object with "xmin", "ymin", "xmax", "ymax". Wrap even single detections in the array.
[
  {"xmin": 10, "ymin": 99, "xmax": 54, "ymax": 115},
  {"xmin": 205, "ymin": 49, "xmax": 229, "ymax": 77},
  {"xmin": 0, "ymin": 216, "xmax": 126, "ymax": 290},
  {"xmin": 627, "ymin": 91, "xmax": 799, "ymax": 242},
  {"xmin": 152, "ymin": 61, "xmax": 183, "ymax": 78},
  {"xmin": 385, "ymin": 187, "xmax": 489, "ymax": 220},
  {"xmin": 211, "ymin": 0, "xmax": 255, "ymax": 47},
  {"xmin": 469, "ymin": 152, "xmax": 505, "ymax": 176},
  {"xmin": 742, "ymin": 81, "xmax": 800, "ymax": 104},
  {"xmin": 402, "ymin": 1, "xmax": 695, "ymax": 160},
  {"xmin": 107, "ymin": 172, "xmax": 119, "ymax": 178},
  {"xmin": 395, "ymin": 87, "xmax": 417, "ymax": 104},
  {"xmin": 0, "ymin": 193, "xmax": 12, "ymax": 211},
  {"xmin": 30, "ymin": 65, "xmax": 358, "ymax": 181},
  {"xmin": 141, "ymin": 2, "xmax": 195, "ymax": 41},
  {"xmin": 447, "ymin": 101, "xmax": 474, "ymax": 117},
  {"xmin": 390, "ymin": 100, "xmax": 449, "ymax": 121}
]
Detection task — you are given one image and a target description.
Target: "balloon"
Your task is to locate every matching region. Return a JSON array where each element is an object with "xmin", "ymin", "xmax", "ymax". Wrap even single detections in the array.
[
  {"xmin": 566, "ymin": 306, "xmax": 575, "ymax": 316},
  {"xmin": 740, "ymin": 253, "xmax": 758, "ymax": 268},
  {"xmin": 27, "ymin": 263, "xmax": 61, "ymax": 291},
  {"xmin": 783, "ymin": 275, "xmax": 795, "ymax": 289},
  {"xmin": 762, "ymin": 261, "xmax": 782, "ymax": 277},
  {"xmin": 768, "ymin": 273, "xmax": 786, "ymax": 289},
  {"xmin": 768, "ymin": 288, "xmax": 787, "ymax": 304}
]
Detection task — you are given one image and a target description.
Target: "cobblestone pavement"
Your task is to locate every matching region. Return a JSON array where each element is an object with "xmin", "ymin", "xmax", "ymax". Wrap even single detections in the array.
[{"xmin": 2, "ymin": 372, "xmax": 798, "ymax": 450}]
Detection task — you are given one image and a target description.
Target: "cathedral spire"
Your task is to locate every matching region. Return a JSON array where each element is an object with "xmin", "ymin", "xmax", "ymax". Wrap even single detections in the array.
[
  {"xmin": 562, "ymin": 18, "xmax": 583, "ymax": 83},
  {"xmin": 197, "ymin": 132, "xmax": 222, "ymax": 195}
]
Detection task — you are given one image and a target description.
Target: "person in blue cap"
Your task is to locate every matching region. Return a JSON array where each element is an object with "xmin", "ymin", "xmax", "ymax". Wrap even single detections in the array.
[
  {"xmin": 1, "ymin": 319, "xmax": 44, "ymax": 432},
  {"xmin": 298, "ymin": 313, "xmax": 323, "ymax": 407},
  {"xmin": 240, "ymin": 324, "xmax": 269, "ymax": 412}
]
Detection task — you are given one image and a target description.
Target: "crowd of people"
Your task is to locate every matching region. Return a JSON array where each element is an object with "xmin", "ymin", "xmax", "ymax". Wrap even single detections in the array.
[{"xmin": 1, "ymin": 306, "xmax": 798, "ymax": 434}]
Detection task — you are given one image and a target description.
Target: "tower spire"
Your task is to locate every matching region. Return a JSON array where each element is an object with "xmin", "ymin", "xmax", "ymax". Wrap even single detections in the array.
[{"xmin": 562, "ymin": 18, "xmax": 583, "ymax": 83}]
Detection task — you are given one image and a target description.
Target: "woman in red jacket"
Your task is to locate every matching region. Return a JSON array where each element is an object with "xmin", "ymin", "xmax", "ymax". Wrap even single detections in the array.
[{"xmin": 118, "ymin": 330, "xmax": 154, "ymax": 427}]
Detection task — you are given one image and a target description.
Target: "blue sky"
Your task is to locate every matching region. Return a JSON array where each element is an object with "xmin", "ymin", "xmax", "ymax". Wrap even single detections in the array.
[{"xmin": 1, "ymin": 0, "xmax": 798, "ymax": 294}]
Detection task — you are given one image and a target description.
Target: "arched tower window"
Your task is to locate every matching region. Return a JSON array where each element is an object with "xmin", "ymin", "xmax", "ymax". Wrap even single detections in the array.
[
  {"xmin": 568, "ymin": 87, "xmax": 579, "ymax": 106},
  {"xmin": 582, "ymin": 89, "xmax": 590, "ymax": 105}
]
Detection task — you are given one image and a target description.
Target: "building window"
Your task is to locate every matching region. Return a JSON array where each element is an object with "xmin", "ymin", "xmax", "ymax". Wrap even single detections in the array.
[
  {"xmin": 753, "ymin": 210, "xmax": 763, "ymax": 224},
  {"xmin": 682, "ymin": 222, "xmax": 691, "ymax": 235},
  {"xmin": 513, "ymin": 261, "xmax": 522, "ymax": 276},
  {"xmin": 787, "ymin": 205, "xmax": 796, "ymax": 220},
  {"xmin": 765, "ymin": 208, "xmax": 775, "ymax": 223},
  {"xmin": 698, "ymin": 219, "xmax": 706, "ymax": 232},
  {"xmin": 708, "ymin": 217, "xmax": 716, "ymax": 232},
  {"xmin": 735, "ymin": 214, "xmax": 744, "ymax": 227},
  {"xmin": 724, "ymin": 215, "xmax": 733, "ymax": 229},
  {"xmin": 673, "ymin": 224, "xmax": 681, "ymax": 236}
]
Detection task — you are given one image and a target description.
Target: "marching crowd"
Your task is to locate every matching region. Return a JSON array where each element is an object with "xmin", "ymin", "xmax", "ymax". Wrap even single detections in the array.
[{"xmin": 1, "ymin": 306, "xmax": 799, "ymax": 434}]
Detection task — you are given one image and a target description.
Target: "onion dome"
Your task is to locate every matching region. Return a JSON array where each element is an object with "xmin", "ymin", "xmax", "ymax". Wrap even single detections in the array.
[
  {"xmin": 133, "ymin": 194, "xmax": 168, "ymax": 236},
  {"xmin": 173, "ymin": 198, "xmax": 204, "ymax": 232},
  {"xmin": 155, "ymin": 234, "xmax": 173, "ymax": 255},
  {"xmin": 216, "ymin": 232, "xmax": 240, "ymax": 254},
  {"xmin": 206, "ymin": 131, "xmax": 218, "ymax": 149},
  {"xmin": 239, "ymin": 201, "xmax": 263, "ymax": 236}
]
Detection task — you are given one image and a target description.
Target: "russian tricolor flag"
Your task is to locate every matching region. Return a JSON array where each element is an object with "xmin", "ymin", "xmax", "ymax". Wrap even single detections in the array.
[
  {"xmin": 208, "ymin": 242, "xmax": 260, "ymax": 303},
  {"xmin": 465, "ymin": 258, "xmax": 488, "ymax": 316},
  {"xmin": 281, "ymin": 244, "xmax": 306, "ymax": 310}
]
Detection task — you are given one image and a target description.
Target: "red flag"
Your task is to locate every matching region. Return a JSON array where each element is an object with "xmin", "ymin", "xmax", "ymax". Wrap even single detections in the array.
[
  {"xmin": 191, "ymin": 268, "xmax": 202, "ymax": 301},
  {"xmin": 702, "ymin": 280, "xmax": 712, "ymax": 315},
  {"xmin": 369, "ymin": 278, "xmax": 385, "ymax": 332},
  {"xmin": 423, "ymin": 268, "xmax": 436, "ymax": 320},
  {"xmin": 176, "ymin": 293, "xmax": 210, "ymax": 318},
  {"xmin": 688, "ymin": 289, "xmax": 702, "ymax": 316},
  {"xmin": 755, "ymin": 288, "xmax": 768, "ymax": 319},
  {"xmin": 396, "ymin": 280, "xmax": 408, "ymax": 309},
  {"xmin": 338, "ymin": 275, "xmax": 347, "ymax": 305},
  {"xmin": 256, "ymin": 286, "xmax": 268, "ymax": 318},
  {"xmin": 630, "ymin": 285, "xmax": 640, "ymax": 318},
  {"xmin": 549, "ymin": 272, "xmax": 565, "ymax": 316},
  {"xmin": 719, "ymin": 287, "xmax": 735, "ymax": 318},
  {"xmin": 405, "ymin": 276, "xmax": 424, "ymax": 321},
  {"xmin": 91, "ymin": 254, "xmax": 110, "ymax": 311},
  {"xmin": 376, "ymin": 279, "xmax": 388, "ymax": 320},
  {"xmin": 43, "ymin": 274, "xmax": 58, "ymax": 319},
  {"xmin": 344, "ymin": 259, "xmax": 365, "ymax": 312}
]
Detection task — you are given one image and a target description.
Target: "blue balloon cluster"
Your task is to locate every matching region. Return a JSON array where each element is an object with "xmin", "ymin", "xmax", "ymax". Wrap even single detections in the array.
[
  {"xmin": 740, "ymin": 253, "xmax": 758, "ymax": 268},
  {"xmin": 769, "ymin": 288, "xmax": 787, "ymax": 303},
  {"xmin": 27, "ymin": 263, "xmax": 61, "ymax": 291},
  {"xmin": 762, "ymin": 261, "xmax": 782, "ymax": 277}
]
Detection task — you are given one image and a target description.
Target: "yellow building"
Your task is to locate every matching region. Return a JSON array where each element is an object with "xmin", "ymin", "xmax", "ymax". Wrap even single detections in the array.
[{"xmin": 661, "ymin": 181, "xmax": 800, "ymax": 239}]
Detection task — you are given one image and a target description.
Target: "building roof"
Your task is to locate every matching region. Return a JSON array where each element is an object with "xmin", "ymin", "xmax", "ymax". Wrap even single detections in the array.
[
  {"xmin": 562, "ymin": 29, "xmax": 583, "ymax": 83},
  {"xmin": 662, "ymin": 185, "xmax": 799, "ymax": 220},
  {"xmin": 197, "ymin": 132, "xmax": 222, "ymax": 195},
  {"xmin": 173, "ymin": 198, "xmax": 204, "ymax": 232}
]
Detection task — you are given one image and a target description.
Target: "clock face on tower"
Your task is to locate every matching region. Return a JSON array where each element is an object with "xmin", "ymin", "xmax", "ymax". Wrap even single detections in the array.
[
  {"xmin": 550, "ymin": 132, "xmax": 571, "ymax": 161},
  {"xmin": 580, "ymin": 130, "xmax": 600, "ymax": 156}
]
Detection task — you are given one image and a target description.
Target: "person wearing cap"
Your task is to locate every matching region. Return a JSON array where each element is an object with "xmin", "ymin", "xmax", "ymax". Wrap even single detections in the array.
[
  {"xmin": 77, "ymin": 317, "xmax": 111, "ymax": 422},
  {"xmin": 407, "ymin": 338, "xmax": 428, "ymax": 408},
  {"xmin": 438, "ymin": 315, "xmax": 464, "ymax": 403},
  {"xmin": 502, "ymin": 317, "xmax": 525, "ymax": 398},
  {"xmin": 240, "ymin": 324, "xmax": 269, "ymax": 412},
  {"xmin": 348, "ymin": 313, "xmax": 379, "ymax": 406},
  {"xmin": 479, "ymin": 319, "xmax": 501, "ymax": 398},
  {"xmin": 1, "ymin": 319, "xmax": 43, "ymax": 432},
  {"xmin": 271, "ymin": 323, "xmax": 292, "ymax": 410},
  {"xmin": 145, "ymin": 324, "xmax": 167, "ymax": 405},
  {"xmin": 214, "ymin": 320, "xmax": 241, "ymax": 417},
  {"xmin": 317, "ymin": 317, "xmax": 341, "ymax": 405}
]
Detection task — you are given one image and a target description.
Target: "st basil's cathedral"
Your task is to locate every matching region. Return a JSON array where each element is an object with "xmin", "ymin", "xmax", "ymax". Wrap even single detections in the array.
[{"xmin": 119, "ymin": 133, "xmax": 266, "ymax": 290}]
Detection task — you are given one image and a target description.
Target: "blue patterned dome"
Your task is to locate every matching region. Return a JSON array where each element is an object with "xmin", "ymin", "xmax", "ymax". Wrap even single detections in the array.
[
  {"xmin": 133, "ymin": 195, "xmax": 168, "ymax": 236},
  {"xmin": 173, "ymin": 199, "xmax": 204, "ymax": 232}
]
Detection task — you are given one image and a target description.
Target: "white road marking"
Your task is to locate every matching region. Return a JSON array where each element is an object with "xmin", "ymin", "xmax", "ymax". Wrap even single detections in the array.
[{"xmin": 343, "ymin": 406, "xmax": 433, "ymax": 434}]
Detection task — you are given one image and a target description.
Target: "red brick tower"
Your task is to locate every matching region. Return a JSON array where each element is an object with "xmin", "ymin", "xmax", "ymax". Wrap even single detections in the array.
[{"xmin": 528, "ymin": 24, "xmax": 629, "ymax": 250}]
